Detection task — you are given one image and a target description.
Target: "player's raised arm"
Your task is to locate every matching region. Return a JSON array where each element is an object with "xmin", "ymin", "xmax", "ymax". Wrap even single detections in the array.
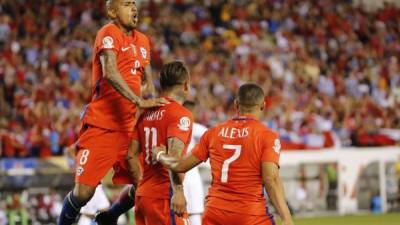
[
  {"xmin": 100, "ymin": 50, "xmax": 168, "ymax": 108},
  {"xmin": 126, "ymin": 139, "xmax": 142, "ymax": 187},
  {"xmin": 262, "ymin": 162, "xmax": 294, "ymax": 225}
]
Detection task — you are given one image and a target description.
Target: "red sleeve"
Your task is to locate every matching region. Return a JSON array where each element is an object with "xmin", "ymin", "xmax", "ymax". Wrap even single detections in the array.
[
  {"xmin": 191, "ymin": 130, "xmax": 210, "ymax": 162},
  {"xmin": 261, "ymin": 131, "xmax": 281, "ymax": 165},
  {"xmin": 95, "ymin": 25, "xmax": 121, "ymax": 55},
  {"xmin": 141, "ymin": 35, "xmax": 151, "ymax": 67},
  {"xmin": 167, "ymin": 110, "xmax": 193, "ymax": 147}
]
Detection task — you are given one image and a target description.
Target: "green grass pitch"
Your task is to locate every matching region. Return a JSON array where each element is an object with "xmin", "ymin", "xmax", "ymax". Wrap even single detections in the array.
[{"xmin": 291, "ymin": 213, "xmax": 400, "ymax": 225}]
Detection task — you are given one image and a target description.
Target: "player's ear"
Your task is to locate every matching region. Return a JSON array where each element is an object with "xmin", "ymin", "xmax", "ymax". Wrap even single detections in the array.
[
  {"xmin": 234, "ymin": 99, "xmax": 239, "ymax": 111},
  {"xmin": 107, "ymin": 7, "xmax": 117, "ymax": 19},
  {"xmin": 184, "ymin": 81, "xmax": 190, "ymax": 92},
  {"xmin": 260, "ymin": 101, "xmax": 265, "ymax": 111}
]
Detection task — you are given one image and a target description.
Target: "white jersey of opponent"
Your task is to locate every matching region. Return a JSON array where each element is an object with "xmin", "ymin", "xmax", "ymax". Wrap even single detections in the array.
[
  {"xmin": 184, "ymin": 123, "xmax": 208, "ymax": 214},
  {"xmin": 78, "ymin": 185, "xmax": 110, "ymax": 225}
]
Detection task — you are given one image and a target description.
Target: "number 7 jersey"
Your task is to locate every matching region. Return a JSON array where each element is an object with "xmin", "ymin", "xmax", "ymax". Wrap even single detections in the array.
[
  {"xmin": 191, "ymin": 115, "xmax": 281, "ymax": 215},
  {"xmin": 134, "ymin": 99, "xmax": 193, "ymax": 199}
]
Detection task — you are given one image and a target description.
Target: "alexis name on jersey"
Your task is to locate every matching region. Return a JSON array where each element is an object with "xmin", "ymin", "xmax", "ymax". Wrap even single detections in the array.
[
  {"xmin": 218, "ymin": 127, "xmax": 249, "ymax": 139},
  {"xmin": 144, "ymin": 110, "xmax": 166, "ymax": 121}
]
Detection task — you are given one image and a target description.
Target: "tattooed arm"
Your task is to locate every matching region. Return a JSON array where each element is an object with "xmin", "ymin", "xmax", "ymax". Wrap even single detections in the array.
[
  {"xmin": 167, "ymin": 137, "xmax": 187, "ymax": 217},
  {"xmin": 100, "ymin": 50, "xmax": 167, "ymax": 108}
]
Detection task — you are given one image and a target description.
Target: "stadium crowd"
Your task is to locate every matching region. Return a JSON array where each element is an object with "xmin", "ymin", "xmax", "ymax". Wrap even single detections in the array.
[{"xmin": 1, "ymin": 0, "xmax": 400, "ymax": 158}]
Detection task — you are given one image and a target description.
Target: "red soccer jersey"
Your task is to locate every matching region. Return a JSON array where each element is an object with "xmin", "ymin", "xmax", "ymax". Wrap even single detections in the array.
[
  {"xmin": 192, "ymin": 115, "xmax": 281, "ymax": 215},
  {"xmin": 135, "ymin": 99, "xmax": 193, "ymax": 199},
  {"xmin": 81, "ymin": 23, "xmax": 151, "ymax": 131}
]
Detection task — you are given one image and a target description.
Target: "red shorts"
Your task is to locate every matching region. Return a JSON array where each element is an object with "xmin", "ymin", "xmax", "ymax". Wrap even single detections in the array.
[
  {"xmin": 135, "ymin": 196, "xmax": 189, "ymax": 225},
  {"xmin": 75, "ymin": 124, "xmax": 134, "ymax": 187},
  {"xmin": 202, "ymin": 206, "xmax": 275, "ymax": 225}
]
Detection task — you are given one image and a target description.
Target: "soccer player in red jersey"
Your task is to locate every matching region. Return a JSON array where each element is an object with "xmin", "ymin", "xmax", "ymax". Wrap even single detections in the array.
[
  {"xmin": 126, "ymin": 61, "xmax": 192, "ymax": 225},
  {"xmin": 57, "ymin": 1, "xmax": 168, "ymax": 225},
  {"xmin": 153, "ymin": 83, "xmax": 294, "ymax": 225}
]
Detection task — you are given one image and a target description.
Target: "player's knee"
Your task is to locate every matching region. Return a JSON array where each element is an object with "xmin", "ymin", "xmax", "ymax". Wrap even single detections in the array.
[{"xmin": 72, "ymin": 183, "xmax": 96, "ymax": 203}]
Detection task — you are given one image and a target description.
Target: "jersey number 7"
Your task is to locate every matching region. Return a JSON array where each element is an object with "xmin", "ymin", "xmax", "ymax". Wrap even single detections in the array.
[{"xmin": 221, "ymin": 144, "xmax": 242, "ymax": 183}]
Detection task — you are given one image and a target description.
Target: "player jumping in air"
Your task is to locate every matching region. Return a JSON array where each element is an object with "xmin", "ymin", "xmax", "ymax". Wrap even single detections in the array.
[{"xmin": 57, "ymin": 1, "xmax": 167, "ymax": 224}]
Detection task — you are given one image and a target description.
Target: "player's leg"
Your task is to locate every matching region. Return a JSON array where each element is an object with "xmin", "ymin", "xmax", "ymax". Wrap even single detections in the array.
[
  {"xmin": 79, "ymin": 185, "xmax": 110, "ymax": 225},
  {"xmin": 96, "ymin": 134, "xmax": 137, "ymax": 224},
  {"xmin": 95, "ymin": 185, "xmax": 135, "ymax": 224},
  {"xmin": 58, "ymin": 183, "xmax": 96, "ymax": 225},
  {"xmin": 189, "ymin": 214, "xmax": 202, "ymax": 225},
  {"xmin": 184, "ymin": 167, "xmax": 205, "ymax": 225},
  {"xmin": 58, "ymin": 126, "xmax": 119, "ymax": 225},
  {"xmin": 134, "ymin": 197, "xmax": 167, "ymax": 225}
]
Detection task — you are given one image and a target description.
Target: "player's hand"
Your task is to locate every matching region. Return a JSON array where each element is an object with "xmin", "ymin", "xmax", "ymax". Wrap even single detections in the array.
[
  {"xmin": 152, "ymin": 145, "xmax": 167, "ymax": 162},
  {"xmin": 137, "ymin": 98, "xmax": 169, "ymax": 108},
  {"xmin": 171, "ymin": 187, "xmax": 187, "ymax": 217}
]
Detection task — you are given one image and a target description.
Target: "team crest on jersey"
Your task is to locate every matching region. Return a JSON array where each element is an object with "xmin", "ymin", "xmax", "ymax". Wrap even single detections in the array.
[
  {"xmin": 76, "ymin": 166, "xmax": 84, "ymax": 176},
  {"xmin": 273, "ymin": 139, "xmax": 281, "ymax": 154},
  {"xmin": 102, "ymin": 36, "xmax": 114, "ymax": 49},
  {"xmin": 178, "ymin": 116, "xmax": 191, "ymax": 131},
  {"xmin": 140, "ymin": 47, "xmax": 147, "ymax": 59}
]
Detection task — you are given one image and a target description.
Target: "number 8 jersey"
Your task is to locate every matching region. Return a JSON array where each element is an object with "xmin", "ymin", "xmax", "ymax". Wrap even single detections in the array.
[
  {"xmin": 134, "ymin": 98, "xmax": 193, "ymax": 199},
  {"xmin": 191, "ymin": 115, "xmax": 280, "ymax": 216}
]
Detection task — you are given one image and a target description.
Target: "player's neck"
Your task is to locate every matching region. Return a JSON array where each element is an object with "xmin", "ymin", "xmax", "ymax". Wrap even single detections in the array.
[
  {"xmin": 113, "ymin": 22, "xmax": 133, "ymax": 36},
  {"xmin": 237, "ymin": 112, "xmax": 260, "ymax": 120},
  {"xmin": 160, "ymin": 91, "xmax": 185, "ymax": 105}
]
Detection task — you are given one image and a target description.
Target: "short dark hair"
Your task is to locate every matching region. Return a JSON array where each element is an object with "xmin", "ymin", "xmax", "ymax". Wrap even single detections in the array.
[
  {"xmin": 159, "ymin": 61, "xmax": 189, "ymax": 90},
  {"xmin": 237, "ymin": 83, "xmax": 264, "ymax": 107}
]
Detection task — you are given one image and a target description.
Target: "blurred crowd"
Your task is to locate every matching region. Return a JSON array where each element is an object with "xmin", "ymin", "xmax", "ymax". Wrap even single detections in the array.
[
  {"xmin": 0, "ymin": 190, "xmax": 62, "ymax": 225},
  {"xmin": 1, "ymin": 0, "xmax": 400, "ymax": 158}
]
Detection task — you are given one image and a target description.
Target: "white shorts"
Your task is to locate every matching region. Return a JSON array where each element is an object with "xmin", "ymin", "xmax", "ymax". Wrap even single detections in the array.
[{"xmin": 183, "ymin": 167, "xmax": 205, "ymax": 214}]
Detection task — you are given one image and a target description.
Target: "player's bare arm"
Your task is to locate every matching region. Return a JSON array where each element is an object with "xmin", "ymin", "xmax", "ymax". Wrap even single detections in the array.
[
  {"xmin": 262, "ymin": 162, "xmax": 294, "ymax": 225},
  {"xmin": 126, "ymin": 140, "xmax": 142, "ymax": 186},
  {"xmin": 166, "ymin": 137, "xmax": 188, "ymax": 217},
  {"xmin": 144, "ymin": 65, "xmax": 156, "ymax": 96},
  {"xmin": 100, "ymin": 50, "xmax": 168, "ymax": 108},
  {"xmin": 153, "ymin": 144, "xmax": 202, "ymax": 173}
]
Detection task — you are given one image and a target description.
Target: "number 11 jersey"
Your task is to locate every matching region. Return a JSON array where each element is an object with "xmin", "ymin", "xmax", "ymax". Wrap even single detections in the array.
[{"xmin": 135, "ymin": 98, "xmax": 193, "ymax": 199}]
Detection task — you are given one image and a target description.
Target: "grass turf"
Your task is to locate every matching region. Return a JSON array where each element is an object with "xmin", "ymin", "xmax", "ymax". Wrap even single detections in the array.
[{"xmin": 291, "ymin": 213, "xmax": 400, "ymax": 225}]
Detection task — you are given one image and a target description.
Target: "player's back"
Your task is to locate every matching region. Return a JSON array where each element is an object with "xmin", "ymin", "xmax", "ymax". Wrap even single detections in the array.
[
  {"xmin": 199, "ymin": 116, "xmax": 279, "ymax": 215},
  {"xmin": 135, "ymin": 99, "xmax": 193, "ymax": 199}
]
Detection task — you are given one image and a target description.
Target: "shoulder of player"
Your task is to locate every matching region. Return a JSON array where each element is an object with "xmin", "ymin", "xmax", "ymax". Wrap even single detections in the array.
[
  {"xmin": 252, "ymin": 121, "xmax": 278, "ymax": 138},
  {"xmin": 97, "ymin": 23, "xmax": 120, "ymax": 35},
  {"xmin": 165, "ymin": 103, "xmax": 193, "ymax": 119},
  {"xmin": 134, "ymin": 30, "xmax": 150, "ymax": 44},
  {"xmin": 95, "ymin": 23, "xmax": 123, "ymax": 46}
]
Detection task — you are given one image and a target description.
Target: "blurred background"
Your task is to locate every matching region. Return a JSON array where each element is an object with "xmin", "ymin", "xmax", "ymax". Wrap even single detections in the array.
[{"xmin": 0, "ymin": 0, "xmax": 400, "ymax": 224}]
